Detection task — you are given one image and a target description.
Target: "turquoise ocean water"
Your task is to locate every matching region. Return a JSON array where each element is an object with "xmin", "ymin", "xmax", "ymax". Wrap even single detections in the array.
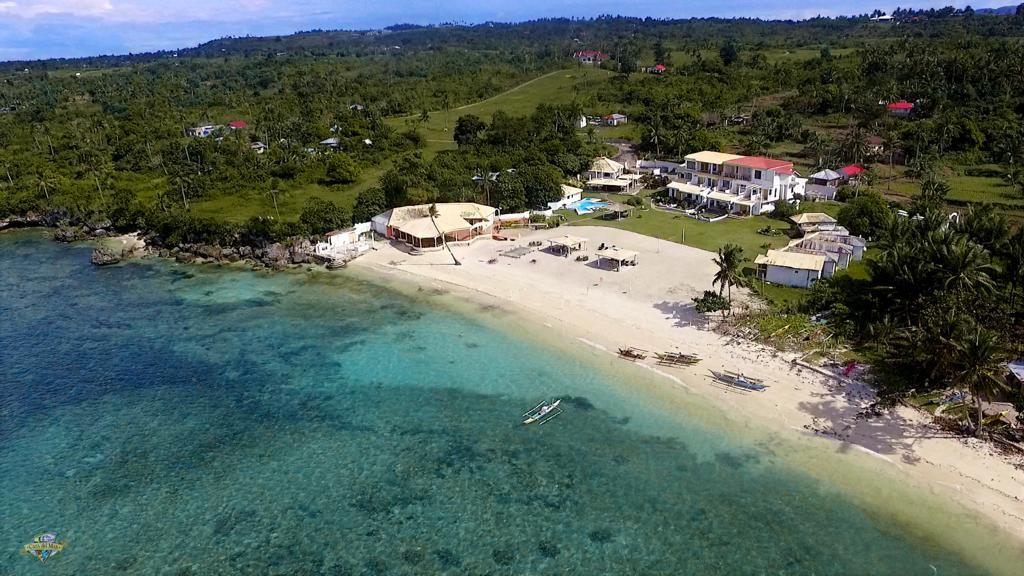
[{"xmin": 0, "ymin": 231, "xmax": 996, "ymax": 574}]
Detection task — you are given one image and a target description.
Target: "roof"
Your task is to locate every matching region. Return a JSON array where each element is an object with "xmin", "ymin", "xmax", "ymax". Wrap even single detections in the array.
[
  {"xmin": 809, "ymin": 169, "xmax": 844, "ymax": 181},
  {"xmin": 685, "ymin": 151, "xmax": 744, "ymax": 164},
  {"xmin": 228, "ymin": 120, "xmax": 248, "ymax": 129},
  {"xmin": 597, "ymin": 247, "xmax": 638, "ymax": 261},
  {"xmin": 386, "ymin": 203, "xmax": 496, "ymax": 238},
  {"xmin": 605, "ymin": 113, "xmax": 627, "ymax": 119},
  {"xmin": 707, "ymin": 191, "xmax": 742, "ymax": 203},
  {"xmin": 754, "ymin": 249, "xmax": 827, "ymax": 272},
  {"xmin": 320, "ymin": 137, "xmax": 340, "ymax": 146},
  {"xmin": 548, "ymin": 234, "xmax": 587, "ymax": 248},
  {"xmin": 887, "ymin": 100, "xmax": 914, "ymax": 110},
  {"xmin": 589, "ymin": 156, "xmax": 624, "ymax": 173},
  {"xmin": 653, "ymin": 64, "xmax": 666, "ymax": 71},
  {"xmin": 667, "ymin": 181, "xmax": 704, "ymax": 195},
  {"xmin": 560, "ymin": 184, "xmax": 583, "ymax": 198},
  {"xmin": 1009, "ymin": 360, "xmax": 1024, "ymax": 382},
  {"xmin": 840, "ymin": 165, "xmax": 865, "ymax": 177},
  {"xmin": 574, "ymin": 50, "xmax": 609, "ymax": 59},
  {"xmin": 587, "ymin": 178, "xmax": 630, "ymax": 187},
  {"xmin": 604, "ymin": 201, "xmax": 632, "ymax": 212},
  {"xmin": 796, "ymin": 232, "xmax": 867, "ymax": 248},
  {"xmin": 791, "ymin": 212, "xmax": 838, "ymax": 225},
  {"xmin": 724, "ymin": 156, "xmax": 794, "ymax": 171}
]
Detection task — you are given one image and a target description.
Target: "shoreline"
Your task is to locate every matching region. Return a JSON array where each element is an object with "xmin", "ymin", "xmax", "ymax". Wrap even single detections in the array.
[{"xmin": 348, "ymin": 226, "xmax": 1024, "ymax": 574}]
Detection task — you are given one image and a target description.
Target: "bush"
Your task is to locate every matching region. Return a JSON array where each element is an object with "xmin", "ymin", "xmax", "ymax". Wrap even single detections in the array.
[{"xmin": 299, "ymin": 196, "xmax": 350, "ymax": 235}]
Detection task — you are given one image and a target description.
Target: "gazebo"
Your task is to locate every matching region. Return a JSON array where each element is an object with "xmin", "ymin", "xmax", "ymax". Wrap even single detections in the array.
[
  {"xmin": 547, "ymin": 234, "xmax": 587, "ymax": 257},
  {"xmin": 596, "ymin": 247, "xmax": 638, "ymax": 271},
  {"xmin": 602, "ymin": 201, "xmax": 633, "ymax": 220}
]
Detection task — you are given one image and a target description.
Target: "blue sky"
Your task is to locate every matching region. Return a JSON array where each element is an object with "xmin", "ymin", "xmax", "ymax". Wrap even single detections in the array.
[{"xmin": 0, "ymin": 1, "xmax": 1008, "ymax": 61}]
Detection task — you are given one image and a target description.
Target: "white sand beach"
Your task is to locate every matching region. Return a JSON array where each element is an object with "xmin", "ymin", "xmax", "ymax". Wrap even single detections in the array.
[{"xmin": 353, "ymin": 226, "xmax": 1024, "ymax": 551}]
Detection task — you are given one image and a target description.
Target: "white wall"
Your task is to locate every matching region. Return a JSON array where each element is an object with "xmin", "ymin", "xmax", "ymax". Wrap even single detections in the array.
[{"xmin": 765, "ymin": 265, "xmax": 820, "ymax": 288}]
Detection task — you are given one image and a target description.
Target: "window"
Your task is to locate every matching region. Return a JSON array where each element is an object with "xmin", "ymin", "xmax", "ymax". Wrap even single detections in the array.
[
  {"xmin": 754, "ymin": 170, "xmax": 762, "ymax": 179},
  {"xmin": 686, "ymin": 161, "xmax": 695, "ymax": 170}
]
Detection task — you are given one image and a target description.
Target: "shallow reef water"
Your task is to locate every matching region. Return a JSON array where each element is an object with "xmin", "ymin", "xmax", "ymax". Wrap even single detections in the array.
[{"xmin": 0, "ymin": 231, "xmax": 987, "ymax": 574}]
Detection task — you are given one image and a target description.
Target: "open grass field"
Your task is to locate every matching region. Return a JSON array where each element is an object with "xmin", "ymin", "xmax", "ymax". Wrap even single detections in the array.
[{"xmin": 387, "ymin": 67, "xmax": 618, "ymax": 156}]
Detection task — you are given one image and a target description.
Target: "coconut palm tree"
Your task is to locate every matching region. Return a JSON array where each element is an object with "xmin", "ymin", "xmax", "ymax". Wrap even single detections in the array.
[
  {"xmin": 712, "ymin": 244, "xmax": 746, "ymax": 311},
  {"xmin": 1005, "ymin": 229, "xmax": 1024, "ymax": 309},
  {"xmin": 429, "ymin": 203, "xmax": 460, "ymax": 266},
  {"xmin": 948, "ymin": 325, "xmax": 1007, "ymax": 437},
  {"xmin": 936, "ymin": 236, "xmax": 999, "ymax": 299}
]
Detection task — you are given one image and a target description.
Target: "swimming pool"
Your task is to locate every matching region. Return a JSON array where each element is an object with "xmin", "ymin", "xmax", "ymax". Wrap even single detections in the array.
[{"xmin": 570, "ymin": 197, "xmax": 610, "ymax": 214}]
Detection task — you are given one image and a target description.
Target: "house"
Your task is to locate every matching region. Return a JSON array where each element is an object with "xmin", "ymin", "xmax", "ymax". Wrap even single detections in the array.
[
  {"xmin": 840, "ymin": 165, "xmax": 865, "ymax": 181},
  {"xmin": 866, "ymin": 136, "xmax": 885, "ymax": 155},
  {"xmin": 674, "ymin": 152, "xmax": 806, "ymax": 216},
  {"xmin": 1008, "ymin": 360, "xmax": 1024, "ymax": 394},
  {"xmin": 755, "ymin": 249, "xmax": 830, "ymax": 288},
  {"xmin": 603, "ymin": 113, "xmax": 627, "ymax": 126},
  {"xmin": 186, "ymin": 125, "xmax": 222, "ymax": 138},
  {"xmin": 314, "ymin": 222, "xmax": 374, "ymax": 256},
  {"xmin": 785, "ymin": 232, "xmax": 867, "ymax": 271},
  {"xmin": 548, "ymin": 184, "xmax": 584, "ymax": 210},
  {"xmin": 790, "ymin": 212, "xmax": 840, "ymax": 235},
  {"xmin": 576, "ymin": 115, "xmax": 588, "ymax": 129},
  {"xmin": 648, "ymin": 64, "xmax": 667, "ymax": 74},
  {"xmin": 637, "ymin": 159, "xmax": 682, "ymax": 176},
  {"xmin": 887, "ymin": 100, "xmax": 914, "ymax": 117},
  {"xmin": 250, "ymin": 141, "xmax": 268, "ymax": 154},
  {"xmin": 870, "ymin": 14, "xmax": 894, "ymax": 22},
  {"xmin": 573, "ymin": 50, "xmax": 609, "ymax": 65},
  {"xmin": 805, "ymin": 169, "xmax": 845, "ymax": 200},
  {"xmin": 587, "ymin": 157, "xmax": 624, "ymax": 180},
  {"xmin": 228, "ymin": 120, "xmax": 248, "ymax": 130},
  {"xmin": 373, "ymin": 203, "xmax": 498, "ymax": 251}
]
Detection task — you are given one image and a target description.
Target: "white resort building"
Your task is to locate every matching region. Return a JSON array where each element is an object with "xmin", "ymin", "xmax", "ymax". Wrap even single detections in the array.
[
  {"xmin": 667, "ymin": 151, "xmax": 806, "ymax": 216},
  {"xmin": 372, "ymin": 203, "xmax": 498, "ymax": 251},
  {"xmin": 753, "ymin": 213, "xmax": 867, "ymax": 288},
  {"xmin": 586, "ymin": 157, "xmax": 641, "ymax": 194}
]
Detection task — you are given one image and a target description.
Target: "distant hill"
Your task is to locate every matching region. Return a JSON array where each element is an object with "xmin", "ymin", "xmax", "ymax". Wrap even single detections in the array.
[{"xmin": 976, "ymin": 5, "xmax": 1020, "ymax": 15}]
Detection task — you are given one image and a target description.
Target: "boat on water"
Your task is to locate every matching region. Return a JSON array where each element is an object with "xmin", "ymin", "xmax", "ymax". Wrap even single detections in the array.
[
  {"xmin": 710, "ymin": 370, "xmax": 767, "ymax": 392},
  {"xmin": 523, "ymin": 399, "xmax": 563, "ymax": 425}
]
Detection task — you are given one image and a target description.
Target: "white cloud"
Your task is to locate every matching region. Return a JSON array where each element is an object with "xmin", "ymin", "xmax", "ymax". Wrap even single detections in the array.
[{"xmin": 0, "ymin": 0, "xmax": 113, "ymax": 17}]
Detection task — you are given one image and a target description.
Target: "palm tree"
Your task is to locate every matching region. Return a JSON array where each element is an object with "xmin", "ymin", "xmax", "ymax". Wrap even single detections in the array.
[
  {"xmin": 936, "ymin": 236, "xmax": 999, "ymax": 299},
  {"xmin": 429, "ymin": 203, "xmax": 460, "ymax": 266},
  {"xmin": 1005, "ymin": 229, "xmax": 1024, "ymax": 309},
  {"xmin": 712, "ymin": 244, "xmax": 746, "ymax": 311},
  {"xmin": 948, "ymin": 325, "xmax": 1007, "ymax": 437}
]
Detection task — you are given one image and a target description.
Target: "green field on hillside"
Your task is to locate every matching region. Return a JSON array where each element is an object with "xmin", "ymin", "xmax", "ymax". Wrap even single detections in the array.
[{"xmin": 388, "ymin": 67, "xmax": 620, "ymax": 155}]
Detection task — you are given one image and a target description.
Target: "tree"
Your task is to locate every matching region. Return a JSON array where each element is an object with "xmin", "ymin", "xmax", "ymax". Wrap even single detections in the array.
[
  {"xmin": 720, "ymin": 39, "xmax": 740, "ymax": 66},
  {"xmin": 493, "ymin": 172, "xmax": 528, "ymax": 212},
  {"xmin": 1005, "ymin": 229, "xmax": 1024, "ymax": 309},
  {"xmin": 352, "ymin": 187, "xmax": 387, "ymax": 223},
  {"xmin": 838, "ymin": 192, "xmax": 891, "ymax": 238},
  {"xmin": 692, "ymin": 290, "xmax": 731, "ymax": 320},
  {"xmin": 453, "ymin": 114, "xmax": 486, "ymax": 148},
  {"xmin": 300, "ymin": 196, "xmax": 350, "ymax": 235},
  {"xmin": 518, "ymin": 165, "xmax": 563, "ymax": 209},
  {"xmin": 712, "ymin": 244, "xmax": 746, "ymax": 310},
  {"xmin": 428, "ymin": 203, "xmax": 460, "ymax": 266},
  {"xmin": 323, "ymin": 153, "xmax": 359, "ymax": 184},
  {"xmin": 948, "ymin": 325, "xmax": 1007, "ymax": 437}
]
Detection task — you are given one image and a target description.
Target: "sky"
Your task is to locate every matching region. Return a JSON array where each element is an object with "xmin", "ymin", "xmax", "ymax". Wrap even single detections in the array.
[{"xmin": 0, "ymin": 1, "xmax": 1011, "ymax": 61}]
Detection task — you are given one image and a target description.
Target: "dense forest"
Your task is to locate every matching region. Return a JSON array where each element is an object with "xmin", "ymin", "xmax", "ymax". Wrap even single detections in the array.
[{"xmin": 2, "ymin": 10, "xmax": 1024, "ymax": 417}]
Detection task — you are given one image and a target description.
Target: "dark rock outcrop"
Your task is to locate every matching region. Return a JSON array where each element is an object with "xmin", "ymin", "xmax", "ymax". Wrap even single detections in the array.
[{"xmin": 90, "ymin": 247, "xmax": 120, "ymax": 266}]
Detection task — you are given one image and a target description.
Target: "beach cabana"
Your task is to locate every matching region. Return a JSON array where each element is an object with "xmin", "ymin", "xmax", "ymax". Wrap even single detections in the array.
[
  {"xmin": 602, "ymin": 201, "xmax": 633, "ymax": 220},
  {"xmin": 547, "ymin": 234, "xmax": 587, "ymax": 256},
  {"xmin": 596, "ymin": 247, "xmax": 638, "ymax": 271}
]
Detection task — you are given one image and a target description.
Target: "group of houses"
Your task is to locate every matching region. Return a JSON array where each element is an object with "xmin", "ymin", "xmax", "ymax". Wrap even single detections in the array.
[
  {"xmin": 754, "ymin": 213, "xmax": 867, "ymax": 288},
  {"xmin": 660, "ymin": 151, "xmax": 807, "ymax": 216}
]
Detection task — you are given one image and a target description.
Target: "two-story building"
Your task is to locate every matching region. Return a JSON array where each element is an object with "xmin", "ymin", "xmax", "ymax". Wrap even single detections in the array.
[{"xmin": 670, "ymin": 151, "xmax": 806, "ymax": 216}]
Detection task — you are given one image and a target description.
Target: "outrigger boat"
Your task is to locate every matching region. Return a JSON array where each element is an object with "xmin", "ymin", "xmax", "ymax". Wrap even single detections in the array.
[
  {"xmin": 655, "ymin": 351, "xmax": 701, "ymax": 367},
  {"xmin": 710, "ymin": 370, "xmax": 767, "ymax": 392},
  {"xmin": 523, "ymin": 399, "xmax": 563, "ymax": 425},
  {"xmin": 618, "ymin": 347, "xmax": 648, "ymax": 361}
]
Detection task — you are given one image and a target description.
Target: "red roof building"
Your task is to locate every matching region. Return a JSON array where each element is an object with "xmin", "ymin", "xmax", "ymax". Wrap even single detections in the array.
[
  {"xmin": 651, "ymin": 64, "xmax": 667, "ymax": 73},
  {"xmin": 724, "ymin": 156, "xmax": 794, "ymax": 171},
  {"xmin": 886, "ymin": 101, "xmax": 914, "ymax": 111},
  {"xmin": 228, "ymin": 120, "xmax": 248, "ymax": 130},
  {"xmin": 840, "ymin": 165, "xmax": 865, "ymax": 177},
  {"xmin": 573, "ymin": 50, "xmax": 609, "ymax": 64}
]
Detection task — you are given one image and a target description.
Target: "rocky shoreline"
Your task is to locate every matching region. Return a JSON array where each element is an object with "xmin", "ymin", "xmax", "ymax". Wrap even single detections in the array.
[{"xmin": 2, "ymin": 210, "xmax": 337, "ymax": 271}]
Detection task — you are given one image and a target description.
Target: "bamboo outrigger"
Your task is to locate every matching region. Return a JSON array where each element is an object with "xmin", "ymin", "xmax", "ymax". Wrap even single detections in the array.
[
  {"xmin": 710, "ymin": 370, "xmax": 767, "ymax": 392},
  {"xmin": 523, "ymin": 399, "xmax": 563, "ymax": 425},
  {"xmin": 618, "ymin": 347, "xmax": 648, "ymax": 361},
  {"xmin": 655, "ymin": 352, "xmax": 701, "ymax": 367}
]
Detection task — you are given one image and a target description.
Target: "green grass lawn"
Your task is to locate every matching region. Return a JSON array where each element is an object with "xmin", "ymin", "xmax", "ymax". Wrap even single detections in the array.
[{"xmin": 387, "ymin": 67, "xmax": 617, "ymax": 156}]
